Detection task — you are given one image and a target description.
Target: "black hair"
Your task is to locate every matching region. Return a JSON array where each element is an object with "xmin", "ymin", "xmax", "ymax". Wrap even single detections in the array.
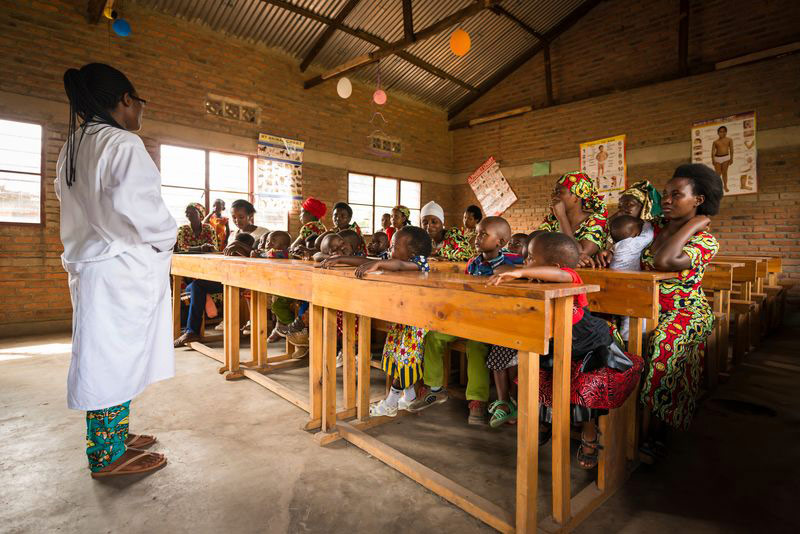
[
  {"xmin": 333, "ymin": 202, "xmax": 353, "ymax": 218},
  {"xmin": 465, "ymin": 204, "xmax": 483, "ymax": 223},
  {"xmin": 62, "ymin": 63, "xmax": 136, "ymax": 187},
  {"xmin": 372, "ymin": 231, "xmax": 388, "ymax": 242},
  {"xmin": 234, "ymin": 232, "xmax": 255, "ymax": 248},
  {"xmin": 231, "ymin": 199, "xmax": 256, "ymax": 215},
  {"xmin": 338, "ymin": 228, "xmax": 363, "ymax": 250},
  {"xmin": 610, "ymin": 214, "xmax": 644, "ymax": 242},
  {"xmin": 530, "ymin": 232, "xmax": 580, "ymax": 268},
  {"xmin": 717, "ymin": 126, "xmax": 727, "ymax": 133},
  {"xmin": 672, "ymin": 164, "xmax": 723, "ymax": 216},
  {"xmin": 527, "ymin": 229, "xmax": 547, "ymax": 240},
  {"xmin": 397, "ymin": 226, "xmax": 433, "ymax": 258}
]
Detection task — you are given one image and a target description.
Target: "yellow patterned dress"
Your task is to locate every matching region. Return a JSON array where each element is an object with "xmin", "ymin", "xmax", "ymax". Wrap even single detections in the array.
[
  {"xmin": 640, "ymin": 218, "xmax": 718, "ymax": 429},
  {"xmin": 538, "ymin": 171, "xmax": 609, "ymax": 249}
]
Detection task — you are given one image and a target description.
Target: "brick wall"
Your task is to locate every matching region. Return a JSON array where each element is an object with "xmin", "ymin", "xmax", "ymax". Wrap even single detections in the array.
[
  {"xmin": 0, "ymin": 0, "xmax": 458, "ymax": 334},
  {"xmin": 451, "ymin": 0, "xmax": 800, "ymax": 297}
]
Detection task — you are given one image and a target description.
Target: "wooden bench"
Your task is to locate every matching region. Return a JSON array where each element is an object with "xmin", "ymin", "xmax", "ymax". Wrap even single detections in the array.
[
  {"xmin": 701, "ymin": 263, "xmax": 739, "ymax": 386},
  {"xmin": 711, "ymin": 259, "xmax": 759, "ymax": 363}
]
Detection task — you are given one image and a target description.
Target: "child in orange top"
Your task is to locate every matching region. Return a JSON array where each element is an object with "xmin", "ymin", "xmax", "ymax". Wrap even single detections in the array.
[
  {"xmin": 488, "ymin": 232, "xmax": 617, "ymax": 469},
  {"xmin": 204, "ymin": 198, "xmax": 230, "ymax": 249}
]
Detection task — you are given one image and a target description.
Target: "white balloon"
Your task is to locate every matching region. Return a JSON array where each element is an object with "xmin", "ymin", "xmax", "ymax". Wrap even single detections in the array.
[{"xmin": 336, "ymin": 77, "xmax": 352, "ymax": 99}]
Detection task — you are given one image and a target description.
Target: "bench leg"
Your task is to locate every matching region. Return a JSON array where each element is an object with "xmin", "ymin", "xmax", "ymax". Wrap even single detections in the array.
[{"xmin": 223, "ymin": 285, "xmax": 243, "ymax": 380}]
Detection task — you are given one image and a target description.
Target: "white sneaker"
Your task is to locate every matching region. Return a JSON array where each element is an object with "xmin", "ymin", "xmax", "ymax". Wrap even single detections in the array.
[
  {"xmin": 397, "ymin": 397, "xmax": 415, "ymax": 411},
  {"xmin": 369, "ymin": 400, "xmax": 397, "ymax": 417},
  {"xmin": 336, "ymin": 350, "xmax": 343, "ymax": 368}
]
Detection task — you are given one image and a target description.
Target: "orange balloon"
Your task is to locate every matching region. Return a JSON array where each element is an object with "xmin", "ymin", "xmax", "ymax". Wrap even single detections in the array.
[{"xmin": 450, "ymin": 29, "xmax": 471, "ymax": 57}]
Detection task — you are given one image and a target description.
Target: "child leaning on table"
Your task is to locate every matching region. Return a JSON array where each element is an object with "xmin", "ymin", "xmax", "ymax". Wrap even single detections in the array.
[
  {"xmin": 251, "ymin": 231, "xmax": 292, "ymax": 259},
  {"xmin": 488, "ymin": 232, "xmax": 632, "ymax": 470},
  {"xmin": 608, "ymin": 215, "xmax": 654, "ymax": 341},
  {"xmin": 322, "ymin": 226, "xmax": 433, "ymax": 417}
]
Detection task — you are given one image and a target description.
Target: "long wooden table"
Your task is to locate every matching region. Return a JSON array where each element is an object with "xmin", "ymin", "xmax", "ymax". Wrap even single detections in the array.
[{"xmin": 172, "ymin": 254, "xmax": 603, "ymax": 533}]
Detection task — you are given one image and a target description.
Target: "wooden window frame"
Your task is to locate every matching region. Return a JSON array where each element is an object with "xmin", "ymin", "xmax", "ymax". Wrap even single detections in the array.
[{"xmin": 0, "ymin": 116, "xmax": 46, "ymax": 227}]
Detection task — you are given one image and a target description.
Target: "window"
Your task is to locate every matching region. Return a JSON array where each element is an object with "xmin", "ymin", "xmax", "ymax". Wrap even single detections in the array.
[
  {"xmin": 0, "ymin": 119, "xmax": 42, "ymax": 224},
  {"xmin": 348, "ymin": 173, "xmax": 421, "ymax": 234},
  {"xmin": 160, "ymin": 144, "xmax": 250, "ymax": 226}
]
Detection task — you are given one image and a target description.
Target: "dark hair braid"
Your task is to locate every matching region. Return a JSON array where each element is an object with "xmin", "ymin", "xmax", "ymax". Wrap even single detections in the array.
[{"xmin": 62, "ymin": 63, "xmax": 136, "ymax": 187}]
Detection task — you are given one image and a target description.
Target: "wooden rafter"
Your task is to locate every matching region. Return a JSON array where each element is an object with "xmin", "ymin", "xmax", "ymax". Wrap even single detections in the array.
[
  {"xmin": 678, "ymin": 0, "xmax": 689, "ymax": 75},
  {"xmin": 402, "ymin": 0, "xmax": 414, "ymax": 42},
  {"xmin": 447, "ymin": 0, "xmax": 603, "ymax": 120},
  {"xmin": 490, "ymin": 5, "xmax": 546, "ymax": 42},
  {"xmin": 87, "ymin": 0, "xmax": 106, "ymax": 24},
  {"xmin": 299, "ymin": 0, "xmax": 361, "ymax": 72},
  {"xmin": 303, "ymin": 0, "xmax": 500, "ymax": 89},
  {"xmin": 260, "ymin": 0, "xmax": 478, "ymax": 93}
]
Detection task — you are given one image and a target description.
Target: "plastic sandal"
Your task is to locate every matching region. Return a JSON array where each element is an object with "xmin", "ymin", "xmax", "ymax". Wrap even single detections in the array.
[
  {"xmin": 125, "ymin": 433, "xmax": 156, "ymax": 449},
  {"xmin": 90, "ymin": 449, "xmax": 167, "ymax": 479},
  {"xmin": 489, "ymin": 400, "xmax": 518, "ymax": 428},
  {"xmin": 577, "ymin": 431, "xmax": 604, "ymax": 469}
]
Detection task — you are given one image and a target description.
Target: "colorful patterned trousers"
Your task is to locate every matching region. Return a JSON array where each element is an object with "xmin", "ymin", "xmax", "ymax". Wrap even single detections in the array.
[{"xmin": 86, "ymin": 401, "xmax": 130, "ymax": 472}]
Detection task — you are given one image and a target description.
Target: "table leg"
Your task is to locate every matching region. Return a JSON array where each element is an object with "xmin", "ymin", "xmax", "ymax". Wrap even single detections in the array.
[
  {"xmin": 626, "ymin": 317, "xmax": 645, "ymax": 461},
  {"xmin": 515, "ymin": 351, "xmax": 540, "ymax": 533},
  {"xmin": 343, "ymin": 312, "xmax": 357, "ymax": 411},
  {"xmin": 309, "ymin": 304, "xmax": 324, "ymax": 423},
  {"xmin": 551, "ymin": 296, "xmax": 572, "ymax": 526},
  {"xmin": 720, "ymin": 289, "xmax": 730, "ymax": 372},
  {"xmin": 245, "ymin": 292, "xmax": 267, "ymax": 369},
  {"xmin": 223, "ymin": 285, "xmax": 243, "ymax": 380},
  {"xmin": 321, "ymin": 307, "xmax": 338, "ymax": 432},
  {"xmin": 357, "ymin": 315, "xmax": 372, "ymax": 421},
  {"xmin": 172, "ymin": 275, "xmax": 182, "ymax": 339}
]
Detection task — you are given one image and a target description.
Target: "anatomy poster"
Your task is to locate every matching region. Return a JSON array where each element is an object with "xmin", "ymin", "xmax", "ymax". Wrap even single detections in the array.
[
  {"xmin": 254, "ymin": 133, "xmax": 304, "ymax": 231},
  {"xmin": 692, "ymin": 112, "xmax": 756, "ymax": 195},
  {"xmin": 580, "ymin": 134, "xmax": 626, "ymax": 205},
  {"xmin": 467, "ymin": 156, "xmax": 517, "ymax": 216}
]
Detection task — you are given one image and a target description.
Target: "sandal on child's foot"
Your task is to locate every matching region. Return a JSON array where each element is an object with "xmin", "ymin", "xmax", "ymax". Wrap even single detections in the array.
[
  {"xmin": 489, "ymin": 400, "xmax": 517, "ymax": 428},
  {"xmin": 369, "ymin": 400, "xmax": 398, "ymax": 418},
  {"xmin": 577, "ymin": 431, "xmax": 603, "ymax": 470}
]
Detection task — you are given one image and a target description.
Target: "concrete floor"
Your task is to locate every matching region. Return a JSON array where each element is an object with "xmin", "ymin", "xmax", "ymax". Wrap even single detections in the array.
[{"xmin": 1, "ymin": 313, "xmax": 799, "ymax": 534}]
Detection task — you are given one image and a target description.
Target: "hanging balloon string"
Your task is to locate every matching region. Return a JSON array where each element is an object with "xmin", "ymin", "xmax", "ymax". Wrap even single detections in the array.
[{"xmin": 370, "ymin": 111, "xmax": 388, "ymax": 125}]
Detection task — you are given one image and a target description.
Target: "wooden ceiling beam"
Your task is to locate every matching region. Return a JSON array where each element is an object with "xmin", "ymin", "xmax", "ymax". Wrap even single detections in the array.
[
  {"xmin": 260, "ymin": 0, "xmax": 478, "ymax": 93},
  {"xmin": 402, "ymin": 0, "xmax": 415, "ymax": 42},
  {"xmin": 87, "ymin": 0, "xmax": 106, "ymax": 24},
  {"xmin": 303, "ymin": 0, "xmax": 500, "ymax": 88},
  {"xmin": 490, "ymin": 5, "xmax": 546, "ymax": 42},
  {"xmin": 299, "ymin": 0, "xmax": 361, "ymax": 72},
  {"xmin": 447, "ymin": 0, "xmax": 603, "ymax": 120}
]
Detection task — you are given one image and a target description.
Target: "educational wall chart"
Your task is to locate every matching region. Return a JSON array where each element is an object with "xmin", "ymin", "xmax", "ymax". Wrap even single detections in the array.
[
  {"xmin": 580, "ymin": 134, "xmax": 627, "ymax": 205},
  {"xmin": 467, "ymin": 156, "xmax": 517, "ymax": 216},
  {"xmin": 691, "ymin": 111, "xmax": 757, "ymax": 195},
  {"xmin": 254, "ymin": 133, "xmax": 304, "ymax": 231}
]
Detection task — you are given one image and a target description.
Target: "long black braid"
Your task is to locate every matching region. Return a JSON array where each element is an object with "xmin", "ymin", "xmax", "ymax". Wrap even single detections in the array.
[{"xmin": 62, "ymin": 63, "xmax": 136, "ymax": 187}]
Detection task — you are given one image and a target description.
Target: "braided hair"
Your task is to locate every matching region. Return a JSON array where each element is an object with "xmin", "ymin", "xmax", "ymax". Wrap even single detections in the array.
[{"xmin": 62, "ymin": 63, "xmax": 136, "ymax": 187}]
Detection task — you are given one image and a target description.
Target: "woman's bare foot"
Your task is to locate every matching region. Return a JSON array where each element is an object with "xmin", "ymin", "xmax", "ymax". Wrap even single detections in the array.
[
  {"xmin": 174, "ymin": 332, "xmax": 200, "ymax": 347},
  {"xmin": 91, "ymin": 448, "xmax": 167, "ymax": 478}
]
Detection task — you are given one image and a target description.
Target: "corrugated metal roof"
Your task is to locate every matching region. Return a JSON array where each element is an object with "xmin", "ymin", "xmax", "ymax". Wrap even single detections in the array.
[{"xmin": 133, "ymin": 0, "xmax": 588, "ymax": 110}]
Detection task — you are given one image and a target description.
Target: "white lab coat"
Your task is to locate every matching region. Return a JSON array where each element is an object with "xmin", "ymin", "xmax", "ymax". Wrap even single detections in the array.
[{"xmin": 56, "ymin": 124, "xmax": 177, "ymax": 411}]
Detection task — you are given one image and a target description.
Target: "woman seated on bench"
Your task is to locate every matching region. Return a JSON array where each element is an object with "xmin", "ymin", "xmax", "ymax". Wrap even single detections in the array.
[
  {"xmin": 638, "ymin": 164, "xmax": 723, "ymax": 463},
  {"xmin": 421, "ymin": 201, "xmax": 475, "ymax": 262},
  {"xmin": 175, "ymin": 202, "xmax": 219, "ymax": 253}
]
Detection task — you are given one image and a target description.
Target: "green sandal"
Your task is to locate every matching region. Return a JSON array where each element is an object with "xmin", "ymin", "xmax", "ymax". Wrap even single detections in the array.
[{"xmin": 489, "ymin": 400, "xmax": 517, "ymax": 428}]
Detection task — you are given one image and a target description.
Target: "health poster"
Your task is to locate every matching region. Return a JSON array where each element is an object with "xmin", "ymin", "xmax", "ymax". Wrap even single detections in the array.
[
  {"xmin": 254, "ymin": 133, "xmax": 304, "ymax": 231},
  {"xmin": 467, "ymin": 156, "xmax": 517, "ymax": 216},
  {"xmin": 580, "ymin": 134, "xmax": 626, "ymax": 205},
  {"xmin": 692, "ymin": 111, "xmax": 756, "ymax": 195}
]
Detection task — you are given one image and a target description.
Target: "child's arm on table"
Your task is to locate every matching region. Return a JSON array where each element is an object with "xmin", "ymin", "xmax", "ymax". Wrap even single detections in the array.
[
  {"xmin": 317, "ymin": 256, "xmax": 372, "ymax": 269},
  {"xmin": 487, "ymin": 266, "xmax": 573, "ymax": 286},
  {"xmin": 354, "ymin": 259, "xmax": 421, "ymax": 279}
]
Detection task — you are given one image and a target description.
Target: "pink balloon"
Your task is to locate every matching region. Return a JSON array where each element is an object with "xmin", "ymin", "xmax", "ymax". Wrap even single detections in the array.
[{"xmin": 373, "ymin": 89, "xmax": 387, "ymax": 105}]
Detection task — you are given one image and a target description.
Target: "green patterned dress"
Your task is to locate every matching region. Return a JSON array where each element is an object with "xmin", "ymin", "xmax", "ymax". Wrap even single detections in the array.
[
  {"xmin": 433, "ymin": 226, "xmax": 475, "ymax": 261},
  {"xmin": 640, "ymin": 218, "xmax": 718, "ymax": 429}
]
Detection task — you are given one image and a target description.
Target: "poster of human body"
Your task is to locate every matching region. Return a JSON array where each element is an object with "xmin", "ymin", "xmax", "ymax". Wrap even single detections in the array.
[
  {"xmin": 467, "ymin": 156, "xmax": 517, "ymax": 216},
  {"xmin": 580, "ymin": 134, "xmax": 626, "ymax": 205},
  {"xmin": 691, "ymin": 112, "xmax": 756, "ymax": 195},
  {"xmin": 254, "ymin": 133, "xmax": 304, "ymax": 231}
]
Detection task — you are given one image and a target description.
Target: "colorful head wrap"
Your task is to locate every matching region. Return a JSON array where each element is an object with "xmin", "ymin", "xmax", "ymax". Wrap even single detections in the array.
[
  {"xmin": 620, "ymin": 180, "xmax": 662, "ymax": 221},
  {"xmin": 187, "ymin": 202, "xmax": 206, "ymax": 219},
  {"xmin": 302, "ymin": 197, "xmax": 327, "ymax": 219},
  {"xmin": 556, "ymin": 171, "xmax": 607, "ymax": 215},
  {"xmin": 394, "ymin": 205, "xmax": 411, "ymax": 224}
]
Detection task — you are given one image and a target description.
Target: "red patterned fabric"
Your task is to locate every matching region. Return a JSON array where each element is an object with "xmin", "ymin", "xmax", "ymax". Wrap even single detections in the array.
[{"xmin": 538, "ymin": 352, "xmax": 644, "ymax": 410}]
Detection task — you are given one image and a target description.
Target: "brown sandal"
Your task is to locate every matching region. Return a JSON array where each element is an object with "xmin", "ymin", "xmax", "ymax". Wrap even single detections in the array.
[
  {"xmin": 91, "ymin": 449, "xmax": 167, "ymax": 479},
  {"xmin": 125, "ymin": 433, "xmax": 157, "ymax": 449},
  {"xmin": 577, "ymin": 432, "xmax": 603, "ymax": 470}
]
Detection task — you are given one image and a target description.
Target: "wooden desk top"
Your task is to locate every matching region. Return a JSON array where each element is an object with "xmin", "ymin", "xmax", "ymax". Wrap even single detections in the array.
[{"xmin": 711, "ymin": 259, "xmax": 758, "ymax": 284}]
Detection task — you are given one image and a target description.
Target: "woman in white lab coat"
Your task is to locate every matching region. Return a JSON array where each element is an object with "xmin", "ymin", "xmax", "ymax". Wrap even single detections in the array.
[{"xmin": 57, "ymin": 63, "xmax": 177, "ymax": 478}]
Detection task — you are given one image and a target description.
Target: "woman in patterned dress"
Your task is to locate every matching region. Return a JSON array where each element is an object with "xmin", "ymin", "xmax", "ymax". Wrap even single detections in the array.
[
  {"xmin": 538, "ymin": 171, "xmax": 609, "ymax": 266},
  {"xmin": 175, "ymin": 202, "xmax": 219, "ymax": 253},
  {"xmin": 421, "ymin": 200, "xmax": 475, "ymax": 262},
  {"xmin": 639, "ymin": 164, "xmax": 723, "ymax": 462}
]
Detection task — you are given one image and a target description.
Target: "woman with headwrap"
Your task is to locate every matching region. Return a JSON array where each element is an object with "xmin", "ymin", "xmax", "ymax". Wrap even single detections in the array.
[
  {"xmin": 56, "ymin": 63, "xmax": 176, "ymax": 477},
  {"xmin": 289, "ymin": 196, "xmax": 328, "ymax": 251},
  {"xmin": 386, "ymin": 205, "xmax": 411, "ymax": 244},
  {"xmin": 175, "ymin": 202, "xmax": 219, "ymax": 253},
  {"xmin": 616, "ymin": 180, "xmax": 662, "ymax": 221},
  {"xmin": 421, "ymin": 201, "xmax": 475, "ymax": 262},
  {"xmin": 538, "ymin": 171, "xmax": 609, "ymax": 266}
]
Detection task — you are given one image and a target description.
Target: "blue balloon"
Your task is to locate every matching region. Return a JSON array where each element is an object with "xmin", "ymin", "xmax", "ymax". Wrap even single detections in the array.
[{"xmin": 112, "ymin": 18, "xmax": 131, "ymax": 37}]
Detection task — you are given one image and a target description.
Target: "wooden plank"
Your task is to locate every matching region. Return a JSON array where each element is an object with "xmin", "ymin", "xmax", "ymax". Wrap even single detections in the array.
[
  {"xmin": 515, "ymin": 351, "xmax": 540, "ymax": 534},
  {"xmin": 357, "ymin": 315, "xmax": 372, "ymax": 420},
  {"xmin": 551, "ymin": 296, "xmax": 572, "ymax": 525},
  {"xmin": 299, "ymin": 0, "xmax": 362, "ymax": 71},
  {"xmin": 187, "ymin": 341, "xmax": 224, "ymax": 363},
  {"xmin": 337, "ymin": 421, "xmax": 515, "ymax": 533},
  {"xmin": 242, "ymin": 368, "xmax": 310, "ymax": 412},
  {"xmin": 223, "ymin": 285, "xmax": 244, "ymax": 380},
  {"xmin": 172, "ymin": 275, "xmax": 183, "ymax": 339},
  {"xmin": 321, "ymin": 307, "xmax": 338, "ymax": 431},
  {"xmin": 575, "ymin": 270, "xmax": 666, "ymax": 319},
  {"xmin": 343, "ymin": 312, "xmax": 357, "ymax": 410},
  {"xmin": 544, "ymin": 44, "xmax": 553, "ymax": 106},
  {"xmin": 678, "ymin": 0, "xmax": 689, "ymax": 75},
  {"xmin": 309, "ymin": 304, "xmax": 324, "ymax": 422},
  {"xmin": 626, "ymin": 317, "xmax": 644, "ymax": 461},
  {"xmin": 402, "ymin": 0, "xmax": 414, "ymax": 41}
]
